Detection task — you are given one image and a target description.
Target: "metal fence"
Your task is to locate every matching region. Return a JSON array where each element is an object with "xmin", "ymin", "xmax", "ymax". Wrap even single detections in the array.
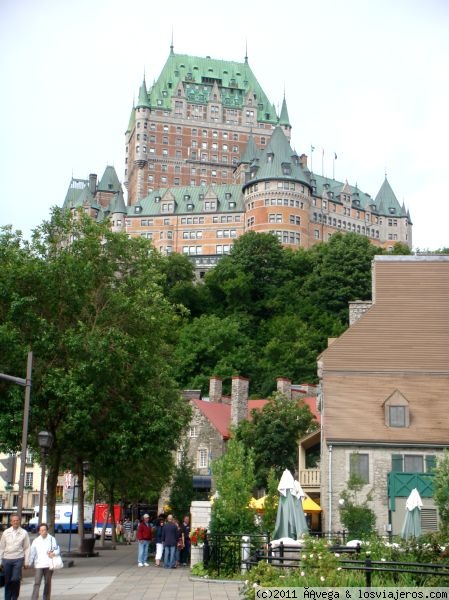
[
  {"xmin": 245, "ymin": 542, "xmax": 449, "ymax": 587},
  {"xmin": 203, "ymin": 532, "xmax": 270, "ymax": 576}
]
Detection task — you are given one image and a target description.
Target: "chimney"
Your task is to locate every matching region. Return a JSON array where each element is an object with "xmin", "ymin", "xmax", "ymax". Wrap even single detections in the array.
[
  {"xmin": 348, "ymin": 300, "xmax": 372, "ymax": 326},
  {"xmin": 231, "ymin": 376, "xmax": 249, "ymax": 426},
  {"xmin": 89, "ymin": 173, "xmax": 97, "ymax": 195},
  {"xmin": 209, "ymin": 376, "xmax": 223, "ymax": 403},
  {"xmin": 276, "ymin": 377, "xmax": 292, "ymax": 400}
]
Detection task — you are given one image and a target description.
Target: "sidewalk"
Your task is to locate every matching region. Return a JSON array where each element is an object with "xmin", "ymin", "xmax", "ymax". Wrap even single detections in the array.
[{"xmin": 20, "ymin": 542, "xmax": 242, "ymax": 600}]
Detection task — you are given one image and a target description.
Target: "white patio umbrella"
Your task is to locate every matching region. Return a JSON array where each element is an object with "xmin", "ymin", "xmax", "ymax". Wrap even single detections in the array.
[
  {"xmin": 272, "ymin": 469, "xmax": 308, "ymax": 540},
  {"xmin": 401, "ymin": 488, "xmax": 423, "ymax": 540}
]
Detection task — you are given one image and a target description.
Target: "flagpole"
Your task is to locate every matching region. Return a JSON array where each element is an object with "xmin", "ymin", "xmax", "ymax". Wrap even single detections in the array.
[
  {"xmin": 310, "ymin": 145, "xmax": 315, "ymax": 172},
  {"xmin": 321, "ymin": 149, "xmax": 324, "ymax": 177},
  {"xmin": 333, "ymin": 152, "xmax": 337, "ymax": 180}
]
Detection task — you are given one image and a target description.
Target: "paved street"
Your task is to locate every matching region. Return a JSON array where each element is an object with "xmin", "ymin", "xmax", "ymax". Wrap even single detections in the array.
[{"xmin": 20, "ymin": 537, "xmax": 242, "ymax": 600}]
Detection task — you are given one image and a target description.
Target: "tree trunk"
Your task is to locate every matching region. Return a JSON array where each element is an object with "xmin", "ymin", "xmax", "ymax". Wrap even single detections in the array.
[
  {"xmin": 46, "ymin": 458, "xmax": 60, "ymax": 535},
  {"xmin": 77, "ymin": 464, "xmax": 85, "ymax": 552},
  {"xmin": 109, "ymin": 490, "xmax": 116, "ymax": 550}
]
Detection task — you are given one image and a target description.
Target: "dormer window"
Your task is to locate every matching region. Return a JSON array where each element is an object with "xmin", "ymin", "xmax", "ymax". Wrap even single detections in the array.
[
  {"xmin": 187, "ymin": 203, "xmax": 194, "ymax": 211},
  {"xmin": 134, "ymin": 206, "xmax": 142, "ymax": 213},
  {"xmin": 389, "ymin": 207, "xmax": 396, "ymax": 214},
  {"xmin": 384, "ymin": 391, "xmax": 410, "ymax": 428}
]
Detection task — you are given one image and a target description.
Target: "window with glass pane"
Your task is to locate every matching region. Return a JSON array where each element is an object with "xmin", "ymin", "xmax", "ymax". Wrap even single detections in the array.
[
  {"xmin": 404, "ymin": 455, "xmax": 424, "ymax": 472},
  {"xmin": 389, "ymin": 406, "xmax": 406, "ymax": 427},
  {"xmin": 350, "ymin": 453, "xmax": 369, "ymax": 483},
  {"xmin": 198, "ymin": 449, "xmax": 208, "ymax": 468}
]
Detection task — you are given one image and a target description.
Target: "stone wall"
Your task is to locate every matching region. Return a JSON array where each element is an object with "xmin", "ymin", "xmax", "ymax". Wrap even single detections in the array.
[{"xmin": 321, "ymin": 443, "xmax": 442, "ymax": 536}]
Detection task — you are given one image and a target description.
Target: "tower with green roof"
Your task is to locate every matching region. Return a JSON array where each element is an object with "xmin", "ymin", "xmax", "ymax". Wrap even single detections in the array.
[{"xmin": 125, "ymin": 45, "xmax": 279, "ymax": 204}]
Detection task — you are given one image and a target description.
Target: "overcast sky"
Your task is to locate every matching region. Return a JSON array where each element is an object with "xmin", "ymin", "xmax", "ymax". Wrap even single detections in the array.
[{"xmin": 1, "ymin": 0, "xmax": 448, "ymax": 250}]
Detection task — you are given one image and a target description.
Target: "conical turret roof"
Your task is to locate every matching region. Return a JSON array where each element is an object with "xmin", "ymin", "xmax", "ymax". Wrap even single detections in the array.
[
  {"xmin": 375, "ymin": 177, "xmax": 403, "ymax": 216},
  {"xmin": 136, "ymin": 77, "xmax": 150, "ymax": 109},
  {"xmin": 98, "ymin": 166, "xmax": 122, "ymax": 193},
  {"xmin": 240, "ymin": 133, "xmax": 259, "ymax": 164},
  {"xmin": 110, "ymin": 189, "xmax": 127, "ymax": 214},
  {"xmin": 279, "ymin": 96, "xmax": 291, "ymax": 127},
  {"xmin": 248, "ymin": 126, "xmax": 309, "ymax": 186}
]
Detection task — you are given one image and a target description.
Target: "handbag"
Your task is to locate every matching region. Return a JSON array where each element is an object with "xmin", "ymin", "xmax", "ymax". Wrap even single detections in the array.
[{"xmin": 49, "ymin": 538, "xmax": 64, "ymax": 570}]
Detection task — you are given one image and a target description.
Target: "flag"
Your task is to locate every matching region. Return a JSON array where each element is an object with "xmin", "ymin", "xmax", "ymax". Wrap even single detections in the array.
[
  {"xmin": 334, "ymin": 153, "xmax": 338, "ymax": 159},
  {"xmin": 311, "ymin": 145, "xmax": 315, "ymax": 152}
]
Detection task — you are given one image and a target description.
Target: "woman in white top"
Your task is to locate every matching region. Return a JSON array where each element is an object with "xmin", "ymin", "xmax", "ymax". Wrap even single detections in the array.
[{"xmin": 29, "ymin": 523, "xmax": 61, "ymax": 600}]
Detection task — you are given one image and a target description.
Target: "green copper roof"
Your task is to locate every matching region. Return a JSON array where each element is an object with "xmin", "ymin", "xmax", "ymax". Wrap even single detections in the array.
[
  {"xmin": 98, "ymin": 166, "xmax": 122, "ymax": 193},
  {"xmin": 240, "ymin": 133, "xmax": 259, "ymax": 164},
  {"xmin": 110, "ymin": 189, "xmax": 127, "ymax": 214},
  {"xmin": 126, "ymin": 105, "xmax": 135, "ymax": 134},
  {"xmin": 279, "ymin": 96, "xmax": 291, "ymax": 127},
  {"xmin": 133, "ymin": 184, "xmax": 243, "ymax": 216},
  {"xmin": 147, "ymin": 52, "xmax": 277, "ymax": 123},
  {"xmin": 63, "ymin": 178, "xmax": 88, "ymax": 209},
  {"xmin": 247, "ymin": 126, "xmax": 309, "ymax": 186},
  {"xmin": 136, "ymin": 77, "xmax": 151, "ymax": 109},
  {"xmin": 374, "ymin": 177, "xmax": 404, "ymax": 216}
]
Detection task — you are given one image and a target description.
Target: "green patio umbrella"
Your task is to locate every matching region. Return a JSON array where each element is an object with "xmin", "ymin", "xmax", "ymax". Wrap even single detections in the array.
[
  {"xmin": 273, "ymin": 469, "xmax": 308, "ymax": 540},
  {"xmin": 401, "ymin": 488, "xmax": 422, "ymax": 540}
]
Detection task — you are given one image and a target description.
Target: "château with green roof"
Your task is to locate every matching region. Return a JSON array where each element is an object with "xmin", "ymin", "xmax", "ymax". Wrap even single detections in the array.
[{"xmin": 64, "ymin": 44, "xmax": 412, "ymax": 275}]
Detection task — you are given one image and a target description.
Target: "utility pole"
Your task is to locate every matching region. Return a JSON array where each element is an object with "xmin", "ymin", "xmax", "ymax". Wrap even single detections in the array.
[{"xmin": 0, "ymin": 351, "xmax": 33, "ymax": 521}]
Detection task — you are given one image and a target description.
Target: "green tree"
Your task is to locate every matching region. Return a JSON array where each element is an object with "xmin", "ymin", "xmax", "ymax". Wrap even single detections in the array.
[
  {"xmin": 339, "ymin": 457, "xmax": 376, "ymax": 539},
  {"xmin": 210, "ymin": 437, "xmax": 257, "ymax": 534},
  {"xmin": 260, "ymin": 467, "xmax": 279, "ymax": 535},
  {"xmin": 432, "ymin": 450, "xmax": 449, "ymax": 535},
  {"xmin": 235, "ymin": 393, "xmax": 317, "ymax": 488},
  {"xmin": 169, "ymin": 445, "xmax": 195, "ymax": 520},
  {"xmin": 173, "ymin": 314, "xmax": 256, "ymax": 393},
  {"xmin": 0, "ymin": 212, "xmax": 190, "ymax": 532},
  {"xmin": 388, "ymin": 242, "xmax": 412, "ymax": 255},
  {"xmin": 204, "ymin": 231, "xmax": 289, "ymax": 318},
  {"xmin": 300, "ymin": 232, "xmax": 380, "ymax": 326}
]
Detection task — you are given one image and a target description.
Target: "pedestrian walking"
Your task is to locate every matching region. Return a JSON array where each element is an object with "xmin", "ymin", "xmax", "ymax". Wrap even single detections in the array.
[
  {"xmin": 162, "ymin": 514, "xmax": 179, "ymax": 569},
  {"xmin": 0, "ymin": 513, "xmax": 31, "ymax": 600},
  {"xmin": 123, "ymin": 517, "xmax": 133, "ymax": 545},
  {"xmin": 180, "ymin": 515, "xmax": 191, "ymax": 566},
  {"xmin": 154, "ymin": 517, "xmax": 164, "ymax": 566},
  {"xmin": 29, "ymin": 523, "xmax": 61, "ymax": 600},
  {"xmin": 136, "ymin": 514, "xmax": 152, "ymax": 567},
  {"xmin": 115, "ymin": 520, "xmax": 124, "ymax": 544}
]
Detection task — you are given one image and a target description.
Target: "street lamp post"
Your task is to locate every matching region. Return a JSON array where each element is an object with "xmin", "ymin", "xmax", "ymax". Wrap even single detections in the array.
[
  {"xmin": 37, "ymin": 430, "xmax": 54, "ymax": 527},
  {"xmin": 0, "ymin": 351, "xmax": 33, "ymax": 521}
]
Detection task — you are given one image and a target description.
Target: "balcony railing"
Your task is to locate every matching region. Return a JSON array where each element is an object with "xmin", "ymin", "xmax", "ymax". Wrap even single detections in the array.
[{"xmin": 299, "ymin": 468, "xmax": 320, "ymax": 489}]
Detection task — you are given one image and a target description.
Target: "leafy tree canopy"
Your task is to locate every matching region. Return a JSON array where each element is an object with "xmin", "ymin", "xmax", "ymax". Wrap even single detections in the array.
[{"xmin": 235, "ymin": 392, "xmax": 318, "ymax": 488}]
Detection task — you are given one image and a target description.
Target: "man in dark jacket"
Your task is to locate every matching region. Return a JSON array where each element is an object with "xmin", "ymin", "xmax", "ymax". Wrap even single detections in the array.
[
  {"xmin": 161, "ymin": 514, "xmax": 179, "ymax": 569},
  {"xmin": 180, "ymin": 515, "xmax": 191, "ymax": 566}
]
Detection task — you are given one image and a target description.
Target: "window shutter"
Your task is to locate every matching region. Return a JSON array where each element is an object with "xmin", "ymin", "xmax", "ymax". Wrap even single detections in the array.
[
  {"xmin": 391, "ymin": 454, "xmax": 403, "ymax": 472},
  {"xmin": 425, "ymin": 455, "xmax": 436, "ymax": 472}
]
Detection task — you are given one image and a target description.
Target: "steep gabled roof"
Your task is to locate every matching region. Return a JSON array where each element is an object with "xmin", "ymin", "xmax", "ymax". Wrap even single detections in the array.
[
  {"xmin": 147, "ymin": 51, "xmax": 277, "ymax": 123},
  {"xmin": 320, "ymin": 256, "xmax": 449, "ymax": 373}
]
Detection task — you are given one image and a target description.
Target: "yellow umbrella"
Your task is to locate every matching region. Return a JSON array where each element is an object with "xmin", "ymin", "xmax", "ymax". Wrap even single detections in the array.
[
  {"xmin": 302, "ymin": 496, "xmax": 322, "ymax": 513},
  {"xmin": 249, "ymin": 495, "xmax": 321, "ymax": 512}
]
